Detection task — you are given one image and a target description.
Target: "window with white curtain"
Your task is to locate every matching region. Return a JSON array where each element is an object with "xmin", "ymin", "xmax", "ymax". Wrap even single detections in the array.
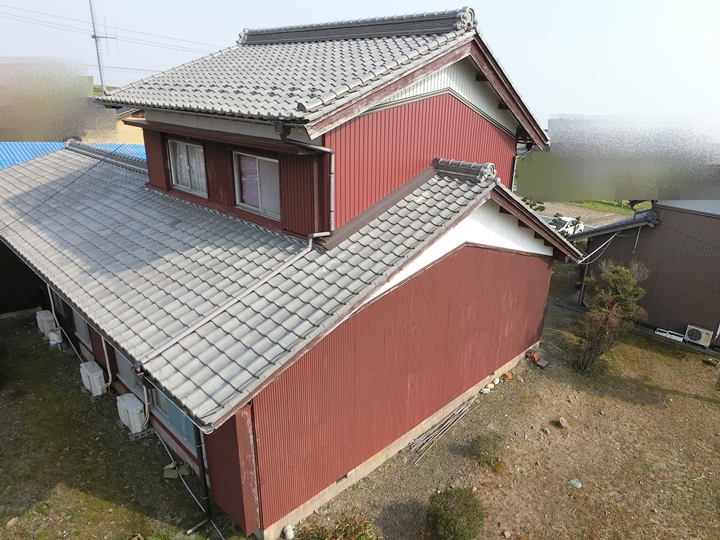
[
  {"xmin": 233, "ymin": 152, "xmax": 280, "ymax": 219},
  {"xmin": 168, "ymin": 140, "xmax": 207, "ymax": 196}
]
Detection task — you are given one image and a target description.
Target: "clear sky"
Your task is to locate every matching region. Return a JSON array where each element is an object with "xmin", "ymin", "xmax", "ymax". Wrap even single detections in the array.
[{"xmin": 1, "ymin": 0, "xmax": 718, "ymax": 128}]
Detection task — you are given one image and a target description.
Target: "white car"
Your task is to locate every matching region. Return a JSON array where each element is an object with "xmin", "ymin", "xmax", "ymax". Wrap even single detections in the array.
[{"xmin": 548, "ymin": 216, "xmax": 584, "ymax": 235}]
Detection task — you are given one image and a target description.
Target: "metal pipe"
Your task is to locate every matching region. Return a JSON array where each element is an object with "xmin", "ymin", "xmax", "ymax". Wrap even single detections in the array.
[
  {"xmin": 193, "ymin": 424, "xmax": 211, "ymax": 522},
  {"xmin": 88, "ymin": 0, "xmax": 107, "ymax": 95},
  {"xmin": 100, "ymin": 338, "xmax": 113, "ymax": 390},
  {"xmin": 279, "ymin": 129, "xmax": 336, "ymax": 232},
  {"xmin": 46, "ymin": 283, "xmax": 61, "ymax": 330}
]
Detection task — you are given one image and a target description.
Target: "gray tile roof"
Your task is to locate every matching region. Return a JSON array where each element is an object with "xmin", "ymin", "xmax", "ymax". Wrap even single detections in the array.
[
  {"xmin": 97, "ymin": 8, "xmax": 478, "ymax": 126},
  {"xmin": 0, "ymin": 144, "xmax": 505, "ymax": 428}
]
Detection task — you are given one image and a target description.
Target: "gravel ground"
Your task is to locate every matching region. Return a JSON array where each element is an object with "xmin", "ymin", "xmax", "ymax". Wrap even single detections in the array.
[{"xmin": 299, "ymin": 263, "xmax": 720, "ymax": 540}]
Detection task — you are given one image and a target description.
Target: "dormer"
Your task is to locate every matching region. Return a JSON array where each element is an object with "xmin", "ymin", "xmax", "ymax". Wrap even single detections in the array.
[{"xmin": 99, "ymin": 7, "xmax": 547, "ymax": 239}]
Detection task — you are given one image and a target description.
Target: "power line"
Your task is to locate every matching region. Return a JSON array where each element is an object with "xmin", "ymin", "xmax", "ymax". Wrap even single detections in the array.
[
  {"xmin": 0, "ymin": 3, "xmax": 224, "ymax": 48},
  {"xmin": 0, "ymin": 12, "xmax": 217, "ymax": 54}
]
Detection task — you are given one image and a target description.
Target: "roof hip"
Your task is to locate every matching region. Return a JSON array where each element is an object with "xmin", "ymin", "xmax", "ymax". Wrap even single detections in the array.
[{"xmin": 239, "ymin": 7, "xmax": 477, "ymax": 45}]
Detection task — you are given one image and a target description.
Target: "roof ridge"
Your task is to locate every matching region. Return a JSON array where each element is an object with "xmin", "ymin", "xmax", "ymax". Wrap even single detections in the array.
[
  {"xmin": 433, "ymin": 157, "xmax": 500, "ymax": 184},
  {"xmin": 64, "ymin": 140, "xmax": 148, "ymax": 173},
  {"xmin": 297, "ymin": 29, "xmax": 474, "ymax": 114},
  {"xmin": 239, "ymin": 7, "xmax": 476, "ymax": 45}
]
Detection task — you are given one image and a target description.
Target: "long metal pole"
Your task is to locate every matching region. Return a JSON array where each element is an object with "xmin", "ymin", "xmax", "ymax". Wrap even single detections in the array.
[{"xmin": 88, "ymin": 0, "xmax": 106, "ymax": 95}]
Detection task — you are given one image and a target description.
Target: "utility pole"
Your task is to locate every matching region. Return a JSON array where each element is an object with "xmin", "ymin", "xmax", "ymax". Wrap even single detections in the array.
[{"xmin": 89, "ymin": 0, "xmax": 107, "ymax": 95}]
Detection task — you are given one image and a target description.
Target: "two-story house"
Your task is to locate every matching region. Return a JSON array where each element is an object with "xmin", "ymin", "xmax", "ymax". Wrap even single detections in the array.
[{"xmin": 0, "ymin": 8, "xmax": 580, "ymax": 539}]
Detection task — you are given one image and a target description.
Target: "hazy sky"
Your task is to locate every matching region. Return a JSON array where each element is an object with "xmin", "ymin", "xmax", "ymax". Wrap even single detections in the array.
[{"xmin": 1, "ymin": 0, "xmax": 718, "ymax": 128}]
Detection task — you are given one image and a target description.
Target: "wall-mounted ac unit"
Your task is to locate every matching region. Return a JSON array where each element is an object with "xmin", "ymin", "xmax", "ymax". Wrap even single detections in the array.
[
  {"xmin": 36, "ymin": 310, "xmax": 56, "ymax": 337},
  {"xmin": 80, "ymin": 361, "xmax": 106, "ymax": 397},
  {"xmin": 685, "ymin": 325, "xmax": 713, "ymax": 347},
  {"xmin": 117, "ymin": 393, "xmax": 146, "ymax": 434}
]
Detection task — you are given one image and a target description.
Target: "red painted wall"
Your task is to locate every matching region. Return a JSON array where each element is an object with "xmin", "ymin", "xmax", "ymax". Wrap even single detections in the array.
[
  {"xmin": 206, "ymin": 405, "xmax": 260, "ymax": 535},
  {"xmin": 252, "ymin": 245, "xmax": 552, "ymax": 526},
  {"xmin": 324, "ymin": 94, "xmax": 517, "ymax": 228}
]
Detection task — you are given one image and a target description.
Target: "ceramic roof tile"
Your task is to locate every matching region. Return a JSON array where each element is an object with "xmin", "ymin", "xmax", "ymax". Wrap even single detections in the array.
[
  {"xmin": 0, "ymin": 143, "xmax": 576, "ymax": 428},
  {"xmin": 97, "ymin": 10, "xmax": 478, "ymax": 130}
]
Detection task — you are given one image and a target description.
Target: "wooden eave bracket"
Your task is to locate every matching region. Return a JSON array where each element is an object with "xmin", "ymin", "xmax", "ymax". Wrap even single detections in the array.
[{"xmin": 469, "ymin": 36, "xmax": 548, "ymax": 148}]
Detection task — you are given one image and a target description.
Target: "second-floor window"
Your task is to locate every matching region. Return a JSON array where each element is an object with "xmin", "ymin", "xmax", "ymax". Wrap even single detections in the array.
[
  {"xmin": 168, "ymin": 140, "xmax": 207, "ymax": 196},
  {"xmin": 234, "ymin": 152, "xmax": 280, "ymax": 219}
]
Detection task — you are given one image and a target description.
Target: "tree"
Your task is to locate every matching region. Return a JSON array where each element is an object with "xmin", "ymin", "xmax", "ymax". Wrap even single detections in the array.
[{"xmin": 575, "ymin": 264, "xmax": 648, "ymax": 371}]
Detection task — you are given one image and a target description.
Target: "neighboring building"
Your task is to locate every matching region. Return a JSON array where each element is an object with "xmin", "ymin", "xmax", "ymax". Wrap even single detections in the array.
[
  {"xmin": 0, "ymin": 8, "xmax": 580, "ymax": 539},
  {"xmin": 571, "ymin": 201, "xmax": 720, "ymax": 350}
]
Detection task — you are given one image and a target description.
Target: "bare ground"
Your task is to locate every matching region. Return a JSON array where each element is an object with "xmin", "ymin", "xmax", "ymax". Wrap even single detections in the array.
[
  {"xmin": 539, "ymin": 203, "xmax": 623, "ymax": 228},
  {"xmin": 300, "ymin": 263, "xmax": 720, "ymax": 539}
]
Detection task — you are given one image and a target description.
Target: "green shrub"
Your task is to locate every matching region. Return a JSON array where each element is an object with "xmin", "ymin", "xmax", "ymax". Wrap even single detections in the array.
[
  {"xmin": 471, "ymin": 432, "xmax": 504, "ymax": 473},
  {"xmin": 295, "ymin": 514, "xmax": 383, "ymax": 540},
  {"xmin": 426, "ymin": 488, "xmax": 485, "ymax": 540}
]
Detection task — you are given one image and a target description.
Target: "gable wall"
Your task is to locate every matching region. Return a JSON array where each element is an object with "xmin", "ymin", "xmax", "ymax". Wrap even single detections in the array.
[
  {"xmin": 586, "ymin": 207, "xmax": 720, "ymax": 342},
  {"xmin": 252, "ymin": 244, "xmax": 552, "ymax": 527},
  {"xmin": 374, "ymin": 58, "xmax": 519, "ymax": 135},
  {"xmin": 324, "ymin": 93, "xmax": 517, "ymax": 228}
]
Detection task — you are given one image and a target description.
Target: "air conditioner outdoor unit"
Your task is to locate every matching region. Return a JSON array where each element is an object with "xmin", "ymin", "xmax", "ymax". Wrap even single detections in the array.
[
  {"xmin": 80, "ymin": 361, "xmax": 106, "ymax": 397},
  {"xmin": 117, "ymin": 393, "xmax": 146, "ymax": 434},
  {"xmin": 36, "ymin": 310, "xmax": 56, "ymax": 337},
  {"xmin": 684, "ymin": 325, "xmax": 714, "ymax": 347}
]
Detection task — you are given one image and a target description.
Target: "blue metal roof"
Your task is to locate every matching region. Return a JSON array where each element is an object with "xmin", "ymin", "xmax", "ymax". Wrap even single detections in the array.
[
  {"xmin": 0, "ymin": 142, "xmax": 64, "ymax": 169},
  {"xmin": 0, "ymin": 142, "xmax": 146, "ymax": 169}
]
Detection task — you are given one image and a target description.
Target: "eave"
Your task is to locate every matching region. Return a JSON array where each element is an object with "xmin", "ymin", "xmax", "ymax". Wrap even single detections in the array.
[
  {"xmin": 124, "ymin": 119, "xmax": 317, "ymax": 155},
  {"xmin": 304, "ymin": 36, "xmax": 548, "ymax": 148},
  {"xmin": 489, "ymin": 187, "xmax": 582, "ymax": 260}
]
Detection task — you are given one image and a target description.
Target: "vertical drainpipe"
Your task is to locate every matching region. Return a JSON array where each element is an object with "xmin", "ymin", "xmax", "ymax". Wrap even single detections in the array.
[{"xmin": 193, "ymin": 424, "xmax": 212, "ymax": 521}]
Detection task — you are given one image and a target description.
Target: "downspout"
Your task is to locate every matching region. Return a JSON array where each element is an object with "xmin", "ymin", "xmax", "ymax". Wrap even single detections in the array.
[
  {"xmin": 275, "ymin": 124, "xmax": 335, "ymax": 232},
  {"xmin": 193, "ymin": 424, "xmax": 211, "ymax": 526}
]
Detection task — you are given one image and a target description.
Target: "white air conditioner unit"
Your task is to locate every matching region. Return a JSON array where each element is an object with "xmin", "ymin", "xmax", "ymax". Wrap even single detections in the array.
[
  {"xmin": 685, "ymin": 325, "xmax": 714, "ymax": 347},
  {"xmin": 36, "ymin": 310, "xmax": 56, "ymax": 337},
  {"xmin": 117, "ymin": 393, "xmax": 146, "ymax": 434},
  {"xmin": 80, "ymin": 361, "xmax": 106, "ymax": 396}
]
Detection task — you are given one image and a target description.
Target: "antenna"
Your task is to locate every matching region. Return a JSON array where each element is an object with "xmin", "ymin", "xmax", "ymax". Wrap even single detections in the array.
[{"xmin": 88, "ymin": 0, "xmax": 116, "ymax": 95}]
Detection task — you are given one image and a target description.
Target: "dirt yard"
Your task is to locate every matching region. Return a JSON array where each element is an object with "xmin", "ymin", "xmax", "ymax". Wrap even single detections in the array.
[{"xmin": 300, "ymin": 263, "xmax": 720, "ymax": 539}]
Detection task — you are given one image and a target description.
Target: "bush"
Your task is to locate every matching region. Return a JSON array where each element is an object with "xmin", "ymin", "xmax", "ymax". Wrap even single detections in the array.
[
  {"xmin": 295, "ymin": 514, "xmax": 383, "ymax": 540},
  {"xmin": 576, "ymin": 264, "xmax": 647, "ymax": 371},
  {"xmin": 426, "ymin": 488, "xmax": 485, "ymax": 540},
  {"xmin": 471, "ymin": 432, "xmax": 504, "ymax": 473}
]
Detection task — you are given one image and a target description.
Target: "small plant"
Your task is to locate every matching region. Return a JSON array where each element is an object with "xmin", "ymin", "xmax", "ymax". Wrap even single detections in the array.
[
  {"xmin": 472, "ymin": 432, "xmax": 504, "ymax": 473},
  {"xmin": 426, "ymin": 487, "xmax": 485, "ymax": 540},
  {"xmin": 521, "ymin": 196, "xmax": 545, "ymax": 213},
  {"xmin": 295, "ymin": 514, "xmax": 383, "ymax": 540}
]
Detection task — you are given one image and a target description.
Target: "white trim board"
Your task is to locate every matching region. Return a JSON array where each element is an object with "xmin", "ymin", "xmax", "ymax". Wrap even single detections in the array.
[{"xmin": 365, "ymin": 199, "xmax": 553, "ymax": 304}]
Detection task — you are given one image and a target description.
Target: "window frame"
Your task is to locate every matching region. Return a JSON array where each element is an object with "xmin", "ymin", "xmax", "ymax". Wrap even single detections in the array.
[
  {"xmin": 233, "ymin": 151, "xmax": 281, "ymax": 220},
  {"xmin": 72, "ymin": 310, "xmax": 92, "ymax": 351},
  {"xmin": 167, "ymin": 139, "xmax": 208, "ymax": 198},
  {"xmin": 151, "ymin": 389, "xmax": 197, "ymax": 447}
]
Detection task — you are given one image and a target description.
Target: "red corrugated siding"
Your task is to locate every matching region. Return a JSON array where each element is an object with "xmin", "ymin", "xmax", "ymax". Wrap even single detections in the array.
[
  {"xmin": 206, "ymin": 405, "xmax": 260, "ymax": 535},
  {"xmin": 253, "ymin": 245, "xmax": 552, "ymax": 526},
  {"xmin": 324, "ymin": 94, "xmax": 517, "ymax": 228},
  {"xmin": 280, "ymin": 154, "xmax": 320, "ymax": 236}
]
